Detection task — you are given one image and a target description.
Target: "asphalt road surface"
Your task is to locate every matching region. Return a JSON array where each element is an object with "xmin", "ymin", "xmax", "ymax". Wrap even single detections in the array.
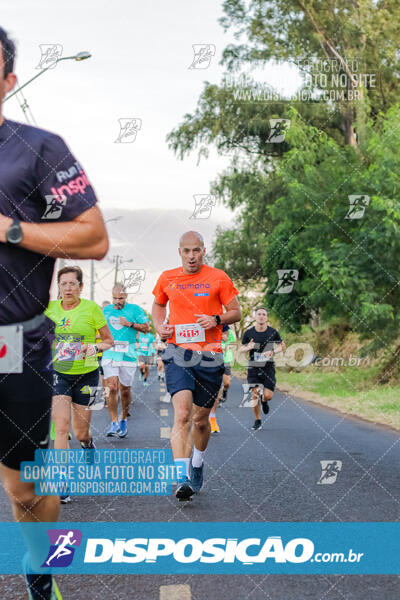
[{"xmin": 1, "ymin": 366, "xmax": 399, "ymax": 599}]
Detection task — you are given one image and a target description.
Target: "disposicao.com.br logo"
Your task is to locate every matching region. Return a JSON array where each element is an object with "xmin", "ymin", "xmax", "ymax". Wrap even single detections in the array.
[
  {"xmin": 0, "ymin": 521, "xmax": 387, "ymax": 574},
  {"xmin": 83, "ymin": 536, "xmax": 363, "ymax": 565}
]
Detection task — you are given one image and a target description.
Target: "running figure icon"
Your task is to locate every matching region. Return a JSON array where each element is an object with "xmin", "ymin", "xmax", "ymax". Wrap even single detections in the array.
[{"xmin": 45, "ymin": 531, "xmax": 77, "ymax": 566}]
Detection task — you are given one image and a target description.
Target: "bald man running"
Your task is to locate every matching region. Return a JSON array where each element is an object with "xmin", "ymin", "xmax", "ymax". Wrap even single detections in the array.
[{"xmin": 152, "ymin": 231, "xmax": 241, "ymax": 500}]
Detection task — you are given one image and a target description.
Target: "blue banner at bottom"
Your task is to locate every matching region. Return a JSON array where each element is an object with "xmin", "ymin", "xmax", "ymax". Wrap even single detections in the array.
[{"xmin": 1, "ymin": 522, "xmax": 398, "ymax": 574}]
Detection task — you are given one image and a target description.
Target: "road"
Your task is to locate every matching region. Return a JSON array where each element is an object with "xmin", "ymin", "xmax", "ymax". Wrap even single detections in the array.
[{"xmin": 1, "ymin": 366, "xmax": 399, "ymax": 599}]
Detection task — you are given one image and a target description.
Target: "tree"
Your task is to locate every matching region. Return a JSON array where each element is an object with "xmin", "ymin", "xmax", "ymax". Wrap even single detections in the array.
[
  {"xmin": 167, "ymin": 0, "xmax": 400, "ymax": 367},
  {"xmin": 264, "ymin": 107, "xmax": 400, "ymax": 349},
  {"xmin": 220, "ymin": 0, "xmax": 400, "ymax": 147}
]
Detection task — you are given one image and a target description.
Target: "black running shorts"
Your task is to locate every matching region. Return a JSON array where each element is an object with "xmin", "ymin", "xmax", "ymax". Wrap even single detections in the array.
[
  {"xmin": 0, "ymin": 356, "xmax": 52, "ymax": 471},
  {"xmin": 53, "ymin": 368, "xmax": 100, "ymax": 406},
  {"xmin": 247, "ymin": 366, "xmax": 276, "ymax": 392}
]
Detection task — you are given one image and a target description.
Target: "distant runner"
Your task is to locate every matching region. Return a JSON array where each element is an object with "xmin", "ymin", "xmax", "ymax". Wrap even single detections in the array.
[
  {"xmin": 102, "ymin": 283, "xmax": 149, "ymax": 437},
  {"xmin": 155, "ymin": 335, "xmax": 167, "ymax": 381},
  {"xmin": 137, "ymin": 329, "xmax": 156, "ymax": 385},
  {"xmin": 99, "ymin": 300, "xmax": 112, "ymax": 388},
  {"xmin": 209, "ymin": 325, "xmax": 235, "ymax": 434},
  {"xmin": 152, "ymin": 231, "xmax": 241, "ymax": 500},
  {"xmin": 240, "ymin": 307, "xmax": 285, "ymax": 430}
]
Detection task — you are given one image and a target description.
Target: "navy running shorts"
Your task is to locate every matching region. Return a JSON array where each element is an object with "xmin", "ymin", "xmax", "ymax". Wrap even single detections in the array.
[
  {"xmin": 247, "ymin": 366, "xmax": 276, "ymax": 392},
  {"xmin": 53, "ymin": 368, "xmax": 100, "ymax": 405},
  {"xmin": 0, "ymin": 355, "xmax": 52, "ymax": 470},
  {"xmin": 162, "ymin": 344, "xmax": 224, "ymax": 409}
]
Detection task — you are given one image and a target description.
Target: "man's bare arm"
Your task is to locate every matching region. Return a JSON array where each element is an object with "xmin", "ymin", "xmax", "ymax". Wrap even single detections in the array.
[
  {"xmin": 194, "ymin": 296, "xmax": 242, "ymax": 330},
  {"xmin": 275, "ymin": 340, "xmax": 286, "ymax": 353},
  {"xmin": 220, "ymin": 297, "xmax": 241, "ymax": 325},
  {"xmin": 152, "ymin": 300, "xmax": 173, "ymax": 338},
  {"xmin": 0, "ymin": 205, "xmax": 109, "ymax": 259}
]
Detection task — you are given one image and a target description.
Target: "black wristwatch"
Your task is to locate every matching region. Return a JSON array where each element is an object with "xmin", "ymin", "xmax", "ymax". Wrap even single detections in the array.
[
  {"xmin": 213, "ymin": 314, "xmax": 222, "ymax": 326},
  {"xmin": 6, "ymin": 219, "xmax": 23, "ymax": 245}
]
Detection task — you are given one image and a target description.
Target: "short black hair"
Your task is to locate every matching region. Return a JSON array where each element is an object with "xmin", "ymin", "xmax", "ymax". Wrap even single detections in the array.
[
  {"xmin": 255, "ymin": 306, "xmax": 268, "ymax": 314},
  {"xmin": 0, "ymin": 27, "xmax": 16, "ymax": 78}
]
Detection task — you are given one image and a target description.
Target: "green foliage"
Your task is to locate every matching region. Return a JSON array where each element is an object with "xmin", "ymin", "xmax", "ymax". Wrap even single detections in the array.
[
  {"xmin": 167, "ymin": 1, "xmax": 400, "ymax": 356},
  {"xmin": 264, "ymin": 107, "xmax": 400, "ymax": 345}
]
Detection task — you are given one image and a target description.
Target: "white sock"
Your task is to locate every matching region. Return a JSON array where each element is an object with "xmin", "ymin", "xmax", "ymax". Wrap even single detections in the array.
[
  {"xmin": 209, "ymin": 412, "xmax": 216, "ymax": 418},
  {"xmin": 174, "ymin": 458, "xmax": 190, "ymax": 480},
  {"xmin": 192, "ymin": 447, "xmax": 205, "ymax": 468}
]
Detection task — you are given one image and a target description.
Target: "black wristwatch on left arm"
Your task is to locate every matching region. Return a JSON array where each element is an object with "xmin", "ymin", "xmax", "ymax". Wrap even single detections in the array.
[
  {"xmin": 6, "ymin": 219, "xmax": 23, "ymax": 245},
  {"xmin": 213, "ymin": 314, "xmax": 222, "ymax": 326}
]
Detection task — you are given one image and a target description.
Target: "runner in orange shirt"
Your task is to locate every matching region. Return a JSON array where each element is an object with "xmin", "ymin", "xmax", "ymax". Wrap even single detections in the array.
[{"xmin": 152, "ymin": 231, "xmax": 241, "ymax": 500}]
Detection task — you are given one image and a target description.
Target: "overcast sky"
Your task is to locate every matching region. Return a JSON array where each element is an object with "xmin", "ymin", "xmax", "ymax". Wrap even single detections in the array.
[{"xmin": 2, "ymin": 0, "xmax": 301, "ymax": 306}]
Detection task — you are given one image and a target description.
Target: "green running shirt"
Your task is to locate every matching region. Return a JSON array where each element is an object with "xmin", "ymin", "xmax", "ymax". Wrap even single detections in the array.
[{"xmin": 45, "ymin": 298, "xmax": 107, "ymax": 374}]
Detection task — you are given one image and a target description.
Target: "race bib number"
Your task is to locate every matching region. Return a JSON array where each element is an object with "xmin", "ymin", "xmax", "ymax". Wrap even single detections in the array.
[
  {"xmin": 254, "ymin": 351, "xmax": 270, "ymax": 362},
  {"xmin": 175, "ymin": 323, "xmax": 205, "ymax": 344},
  {"xmin": 114, "ymin": 341, "xmax": 129, "ymax": 353},
  {"xmin": 55, "ymin": 335, "xmax": 83, "ymax": 362},
  {"xmin": 0, "ymin": 325, "xmax": 23, "ymax": 373}
]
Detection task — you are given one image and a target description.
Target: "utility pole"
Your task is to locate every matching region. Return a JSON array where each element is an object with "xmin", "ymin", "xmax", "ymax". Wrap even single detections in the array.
[
  {"xmin": 89, "ymin": 217, "xmax": 122, "ymax": 301},
  {"xmin": 113, "ymin": 255, "xmax": 120, "ymax": 285},
  {"xmin": 112, "ymin": 254, "xmax": 133, "ymax": 286}
]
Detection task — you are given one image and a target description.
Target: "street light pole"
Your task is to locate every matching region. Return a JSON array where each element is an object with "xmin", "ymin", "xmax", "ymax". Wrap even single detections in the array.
[
  {"xmin": 4, "ymin": 50, "xmax": 93, "ymax": 291},
  {"xmin": 4, "ymin": 51, "xmax": 92, "ymax": 103}
]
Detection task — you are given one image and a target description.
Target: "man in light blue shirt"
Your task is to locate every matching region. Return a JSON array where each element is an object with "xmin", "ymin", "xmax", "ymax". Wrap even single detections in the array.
[{"xmin": 102, "ymin": 283, "xmax": 149, "ymax": 437}]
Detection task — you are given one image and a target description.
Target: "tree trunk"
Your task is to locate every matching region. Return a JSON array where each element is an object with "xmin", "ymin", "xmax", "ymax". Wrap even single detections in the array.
[
  {"xmin": 344, "ymin": 77, "xmax": 358, "ymax": 147},
  {"xmin": 344, "ymin": 106, "xmax": 357, "ymax": 147}
]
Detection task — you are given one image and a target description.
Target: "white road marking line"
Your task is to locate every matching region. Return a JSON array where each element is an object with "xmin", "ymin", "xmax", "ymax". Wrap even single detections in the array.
[
  {"xmin": 160, "ymin": 426, "xmax": 171, "ymax": 439},
  {"xmin": 160, "ymin": 409, "xmax": 169, "ymax": 416},
  {"xmin": 160, "ymin": 584, "xmax": 191, "ymax": 600}
]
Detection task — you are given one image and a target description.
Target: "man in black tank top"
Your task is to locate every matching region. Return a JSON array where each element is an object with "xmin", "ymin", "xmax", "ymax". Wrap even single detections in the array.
[{"xmin": 240, "ymin": 307, "xmax": 285, "ymax": 430}]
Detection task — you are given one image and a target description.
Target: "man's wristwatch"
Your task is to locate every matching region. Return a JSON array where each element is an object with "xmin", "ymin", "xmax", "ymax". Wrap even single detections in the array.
[
  {"xmin": 213, "ymin": 314, "xmax": 222, "ymax": 326},
  {"xmin": 6, "ymin": 219, "xmax": 23, "ymax": 245},
  {"xmin": 130, "ymin": 322, "xmax": 135, "ymax": 329},
  {"xmin": 92, "ymin": 344, "xmax": 99, "ymax": 355}
]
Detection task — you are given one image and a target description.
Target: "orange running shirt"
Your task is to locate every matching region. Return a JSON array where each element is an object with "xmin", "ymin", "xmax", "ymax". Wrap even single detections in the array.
[{"xmin": 152, "ymin": 264, "xmax": 238, "ymax": 352}]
